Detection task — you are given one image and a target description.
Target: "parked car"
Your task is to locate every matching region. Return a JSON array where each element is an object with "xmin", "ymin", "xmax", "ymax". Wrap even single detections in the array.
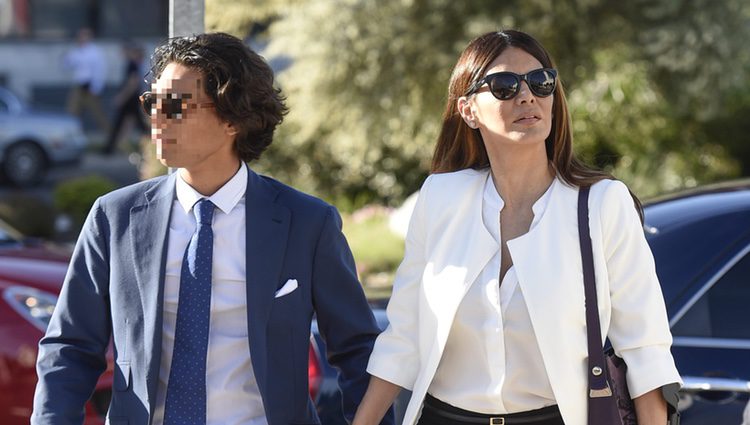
[
  {"xmin": 0, "ymin": 219, "xmax": 111, "ymax": 424},
  {"xmin": 646, "ymin": 179, "xmax": 750, "ymax": 423},
  {"xmin": 312, "ymin": 179, "xmax": 750, "ymax": 424},
  {"xmin": 0, "ymin": 87, "xmax": 88, "ymax": 186}
]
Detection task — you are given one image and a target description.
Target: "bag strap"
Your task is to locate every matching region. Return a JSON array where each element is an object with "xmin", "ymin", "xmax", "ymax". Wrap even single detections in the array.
[{"xmin": 577, "ymin": 186, "xmax": 612, "ymax": 398}]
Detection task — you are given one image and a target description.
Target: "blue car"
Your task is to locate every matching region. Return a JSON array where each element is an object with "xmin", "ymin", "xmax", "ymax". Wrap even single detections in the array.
[
  {"xmin": 312, "ymin": 179, "xmax": 750, "ymax": 424},
  {"xmin": 646, "ymin": 180, "xmax": 750, "ymax": 423}
]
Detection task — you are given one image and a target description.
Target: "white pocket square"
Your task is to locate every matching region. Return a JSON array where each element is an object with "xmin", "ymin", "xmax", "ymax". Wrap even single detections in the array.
[{"xmin": 274, "ymin": 279, "xmax": 298, "ymax": 298}]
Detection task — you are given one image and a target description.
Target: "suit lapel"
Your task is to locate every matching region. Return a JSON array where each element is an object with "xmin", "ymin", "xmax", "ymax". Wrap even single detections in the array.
[
  {"xmin": 243, "ymin": 168, "xmax": 291, "ymax": 391},
  {"xmin": 129, "ymin": 173, "xmax": 176, "ymax": 412}
]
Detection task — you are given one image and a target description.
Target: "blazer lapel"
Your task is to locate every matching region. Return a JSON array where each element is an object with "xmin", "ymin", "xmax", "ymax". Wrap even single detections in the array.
[
  {"xmin": 243, "ymin": 168, "xmax": 291, "ymax": 391},
  {"xmin": 404, "ymin": 170, "xmax": 500, "ymax": 425},
  {"xmin": 129, "ymin": 173, "xmax": 176, "ymax": 411},
  {"xmin": 506, "ymin": 180, "xmax": 588, "ymax": 422},
  {"xmin": 423, "ymin": 170, "xmax": 499, "ymax": 348}
]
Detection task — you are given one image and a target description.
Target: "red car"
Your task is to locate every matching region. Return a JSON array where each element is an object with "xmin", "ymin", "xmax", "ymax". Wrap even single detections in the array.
[{"xmin": 0, "ymin": 221, "xmax": 112, "ymax": 424}]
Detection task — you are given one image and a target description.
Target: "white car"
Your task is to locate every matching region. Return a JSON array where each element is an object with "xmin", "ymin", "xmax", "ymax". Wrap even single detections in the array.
[{"xmin": 0, "ymin": 87, "xmax": 88, "ymax": 186}]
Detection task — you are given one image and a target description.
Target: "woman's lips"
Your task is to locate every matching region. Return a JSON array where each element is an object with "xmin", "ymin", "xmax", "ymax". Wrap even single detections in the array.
[{"xmin": 514, "ymin": 116, "xmax": 540, "ymax": 125}]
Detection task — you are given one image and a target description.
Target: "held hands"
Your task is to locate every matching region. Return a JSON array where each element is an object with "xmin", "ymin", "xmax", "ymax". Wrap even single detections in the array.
[{"xmin": 353, "ymin": 376, "xmax": 402, "ymax": 425}]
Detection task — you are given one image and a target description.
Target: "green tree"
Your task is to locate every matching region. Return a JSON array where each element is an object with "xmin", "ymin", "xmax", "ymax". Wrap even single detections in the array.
[{"xmin": 206, "ymin": 0, "xmax": 750, "ymax": 204}]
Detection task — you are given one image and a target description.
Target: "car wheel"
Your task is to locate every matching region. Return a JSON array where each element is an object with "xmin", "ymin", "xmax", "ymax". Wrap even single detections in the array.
[{"xmin": 2, "ymin": 142, "xmax": 47, "ymax": 187}]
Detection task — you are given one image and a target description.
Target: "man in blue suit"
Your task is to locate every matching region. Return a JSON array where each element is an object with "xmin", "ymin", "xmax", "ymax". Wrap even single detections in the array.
[{"xmin": 32, "ymin": 33, "xmax": 392, "ymax": 425}]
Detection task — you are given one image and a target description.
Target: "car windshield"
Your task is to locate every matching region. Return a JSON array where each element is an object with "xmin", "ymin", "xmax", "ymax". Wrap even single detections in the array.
[
  {"xmin": 0, "ymin": 87, "xmax": 25, "ymax": 113},
  {"xmin": 0, "ymin": 222, "xmax": 22, "ymax": 245}
]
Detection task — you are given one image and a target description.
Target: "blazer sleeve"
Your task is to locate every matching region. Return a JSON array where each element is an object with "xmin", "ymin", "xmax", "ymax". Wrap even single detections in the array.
[
  {"xmin": 597, "ymin": 180, "xmax": 682, "ymax": 398},
  {"xmin": 311, "ymin": 205, "xmax": 394, "ymax": 425},
  {"xmin": 366, "ymin": 175, "xmax": 431, "ymax": 390},
  {"xmin": 32, "ymin": 197, "xmax": 112, "ymax": 425}
]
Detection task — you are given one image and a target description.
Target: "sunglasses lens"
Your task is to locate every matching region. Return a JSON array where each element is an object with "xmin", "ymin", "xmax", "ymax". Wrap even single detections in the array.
[
  {"xmin": 163, "ymin": 94, "xmax": 184, "ymax": 119},
  {"xmin": 488, "ymin": 74, "xmax": 520, "ymax": 100},
  {"xmin": 140, "ymin": 92, "xmax": 154, "ymax": 115},
  {"xmin": 527, "ymin": 69, "xmax": 556, "ymax": 97},
  {"xmin": 140, "ymin": 92, "xmax": 187, "ymax": 119}
]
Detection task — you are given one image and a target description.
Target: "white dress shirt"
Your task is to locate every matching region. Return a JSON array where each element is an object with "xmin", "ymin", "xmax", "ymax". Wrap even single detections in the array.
[
  {"xmin": 152, "ymin": 164, "xmax": 268, "ymax": 425},
  {"xmin": 428, "ymin": 174, "xmax": 557, "ymax": 413}
]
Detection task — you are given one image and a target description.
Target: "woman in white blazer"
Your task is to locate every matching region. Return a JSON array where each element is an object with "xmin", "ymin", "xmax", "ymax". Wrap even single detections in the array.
[{"xmin": 353, "ymin": 30, "xmax": 681, "ymax": 425}]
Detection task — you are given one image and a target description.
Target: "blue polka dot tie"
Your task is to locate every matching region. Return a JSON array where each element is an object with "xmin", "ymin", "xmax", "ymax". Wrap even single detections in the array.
[{"xmin": 164, "ymin": 198, "xmax": 215, "ymax": 425}]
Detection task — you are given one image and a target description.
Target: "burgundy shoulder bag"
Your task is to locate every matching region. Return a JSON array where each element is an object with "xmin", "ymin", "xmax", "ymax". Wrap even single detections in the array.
[{"xmin": 577, "ymin": 185, "xmax": 680, "ymax": 425}]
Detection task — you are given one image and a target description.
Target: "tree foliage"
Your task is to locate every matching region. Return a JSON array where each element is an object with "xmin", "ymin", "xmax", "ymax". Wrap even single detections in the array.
[{"xmin": 206, "ymin": 0, "xmax": 750, "ymax": 205}]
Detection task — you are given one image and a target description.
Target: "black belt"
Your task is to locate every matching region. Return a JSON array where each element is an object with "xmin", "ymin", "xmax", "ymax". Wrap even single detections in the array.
[{"xmin": 422, "ymin": 394, "xmax": 563, "ymax": 425}]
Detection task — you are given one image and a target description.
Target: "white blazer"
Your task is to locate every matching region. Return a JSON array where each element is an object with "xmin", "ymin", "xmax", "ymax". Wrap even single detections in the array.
[{"xmin": 367, "ymin": 168, "xmax": 681, "ymax": 425}]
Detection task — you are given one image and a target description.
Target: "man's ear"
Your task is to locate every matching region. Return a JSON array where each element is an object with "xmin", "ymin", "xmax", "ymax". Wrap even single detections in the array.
[
  {"xmin": 457, "ymin": 96, "xmax": 477, "ymax": 129},
  {"xmin": 224, "ymin": 122, "xmax": 238, "ymax": 137}
]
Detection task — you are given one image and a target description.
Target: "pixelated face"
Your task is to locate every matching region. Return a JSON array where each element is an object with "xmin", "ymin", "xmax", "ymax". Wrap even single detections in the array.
[{"xmin": 150, "ymin": 62, "xmax": 237, "ymax": 170}]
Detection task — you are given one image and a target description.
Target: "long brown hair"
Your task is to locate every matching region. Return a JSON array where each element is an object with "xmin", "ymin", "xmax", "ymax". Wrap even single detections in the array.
[{"xmin": 432, "ymin": 30, "xmax": 642, "ymax": 218}]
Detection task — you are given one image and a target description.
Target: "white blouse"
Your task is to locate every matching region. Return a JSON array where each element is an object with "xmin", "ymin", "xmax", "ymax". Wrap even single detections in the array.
[{"xmin": 427, "ymin": 174, "xmax": 557, "ymax": 413}]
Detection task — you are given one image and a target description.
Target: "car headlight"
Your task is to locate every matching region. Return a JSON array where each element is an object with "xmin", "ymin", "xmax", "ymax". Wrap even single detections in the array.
[{"xmin": 3, "ymin": 286, "xmax": 58, "ymax": 332}]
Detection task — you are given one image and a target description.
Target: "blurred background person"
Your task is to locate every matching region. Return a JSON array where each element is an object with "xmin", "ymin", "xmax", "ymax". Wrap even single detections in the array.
[
  {"xmin": 102, "ymin": 41, "xmax": 148, "ymax": 155},
  {"xmin": 62, "ymin": 27, "xmax": 109, "ymax": 137}
]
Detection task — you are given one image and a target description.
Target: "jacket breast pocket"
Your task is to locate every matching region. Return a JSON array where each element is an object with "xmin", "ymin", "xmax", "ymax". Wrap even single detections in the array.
[{"xmin": 114, "ymin": 361, "xmax": 131, "ymax": 392}]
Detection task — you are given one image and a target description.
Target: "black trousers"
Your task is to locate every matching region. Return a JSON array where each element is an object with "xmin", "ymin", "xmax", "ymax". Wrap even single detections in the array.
[{"xmin": 417, "ymin": 394, "xmax": 565, "ymax": 425}]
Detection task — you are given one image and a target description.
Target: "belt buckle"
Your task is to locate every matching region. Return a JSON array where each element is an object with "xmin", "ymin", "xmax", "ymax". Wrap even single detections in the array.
[{"xmin": 490, "ymin": 418, "xmax": 505, "ymax": 425}]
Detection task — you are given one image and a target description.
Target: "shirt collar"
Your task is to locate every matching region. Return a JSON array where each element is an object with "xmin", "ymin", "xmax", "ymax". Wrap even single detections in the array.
[{"xmin": 175, "ymin": 163, "xmax": 247, "ymax": 215}]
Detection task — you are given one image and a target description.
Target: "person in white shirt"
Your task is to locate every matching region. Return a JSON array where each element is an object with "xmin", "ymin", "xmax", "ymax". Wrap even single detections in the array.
[
  {"xmin": 33, "ymin": 32, "xmax": 393, "ymax": 425},
  {"xmin": 353, "ymin": 30, "xmax": 681, "ymax": 425},
  {"xmin": 63, "ymin": 27, "xmax": 109, "ymax": 133}
]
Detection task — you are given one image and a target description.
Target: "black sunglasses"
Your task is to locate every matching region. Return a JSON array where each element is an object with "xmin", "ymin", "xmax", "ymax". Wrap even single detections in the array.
[
  {"xmin": 465, "ymin": 68, "xmax": 557, "ymax": 100},
  {"xmin": 139, "ymin": 91, "xmax": 214, "ymax": 119}
]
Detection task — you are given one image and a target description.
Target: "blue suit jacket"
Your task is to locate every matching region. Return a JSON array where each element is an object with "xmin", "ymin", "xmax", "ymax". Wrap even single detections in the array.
[{"xmin": 32, "ymin": 168, "xmax": 392, "ymax": 425}]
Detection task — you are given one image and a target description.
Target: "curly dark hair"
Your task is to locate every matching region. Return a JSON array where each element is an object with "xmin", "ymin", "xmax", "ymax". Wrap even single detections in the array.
[{"xmin": 150, "ymin": 32, "xmax": 288, "ymax": 162}]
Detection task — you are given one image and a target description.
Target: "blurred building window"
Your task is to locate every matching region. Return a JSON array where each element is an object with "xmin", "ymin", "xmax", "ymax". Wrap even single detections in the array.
[
  {"xmin": 98, "ymin": 0, "xmax": 168, "ymax": 38},
  {"xmin": 0, "ymin": 0, "xmax": 167, "ymax": 40},
  {"xmin": 31, "ymin": 0, "xmax": 88, "ymax": 38},
  {"xmin": 672, "ymin": 252, "xmax": 750, "ymax": 339}
]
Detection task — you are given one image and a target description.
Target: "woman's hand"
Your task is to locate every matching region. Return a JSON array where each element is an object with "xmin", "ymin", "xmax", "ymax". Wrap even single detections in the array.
[
  {"xmin": 352, "ymin": 376, "xmax": 402, "ymax": 425},
  {"xmin": 633, "ymin": 387, "xmax": 667, "ymax": 425}
]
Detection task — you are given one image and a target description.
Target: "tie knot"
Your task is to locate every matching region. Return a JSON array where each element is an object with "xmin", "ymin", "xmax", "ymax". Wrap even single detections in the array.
[{"xmin": 193, "ymin": 199, "xmax": 215, "ymax": 225}]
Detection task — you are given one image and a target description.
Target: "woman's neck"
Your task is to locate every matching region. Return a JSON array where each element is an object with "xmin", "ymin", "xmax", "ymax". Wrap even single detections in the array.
[{"xmin": 487, "ymin": 143, "xmax": 554, "ymax": 208}]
